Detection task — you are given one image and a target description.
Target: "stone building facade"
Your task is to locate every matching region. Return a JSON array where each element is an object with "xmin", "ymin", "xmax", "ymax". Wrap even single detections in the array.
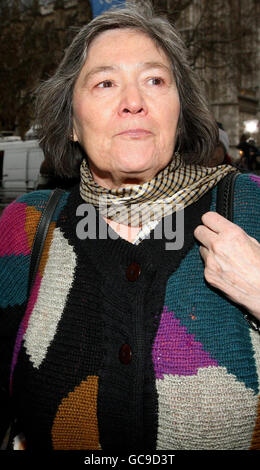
[{"xmin": 174, "ymin": 0, "xmax": 260, "ymax": 158}]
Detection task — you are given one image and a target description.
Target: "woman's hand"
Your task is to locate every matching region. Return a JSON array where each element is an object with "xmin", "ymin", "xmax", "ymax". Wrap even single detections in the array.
[{"xmin": 194, "ymin": 211, "xmax": 260, "ymax": 321}]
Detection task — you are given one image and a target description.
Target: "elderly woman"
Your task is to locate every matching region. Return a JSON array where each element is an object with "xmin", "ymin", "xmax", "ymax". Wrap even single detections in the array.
[{"xmin": 0, "ymin": 3, "xmax": 260, "ymax": 451}]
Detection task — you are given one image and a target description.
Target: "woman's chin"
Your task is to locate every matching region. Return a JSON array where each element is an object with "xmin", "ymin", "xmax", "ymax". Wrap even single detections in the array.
[
  {"xmin": 113, "ymin": 155, "xmax": 159, "ymax": 180},
  {"xmin": 115, "ymin": 167, "xmax": 156, "ymax": 186}
]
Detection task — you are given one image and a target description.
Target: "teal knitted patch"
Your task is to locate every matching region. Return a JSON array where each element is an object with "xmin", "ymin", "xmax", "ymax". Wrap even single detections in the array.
[{"xmin": 0, "ymin": 254, "xmax": 30, "ymax": 308}]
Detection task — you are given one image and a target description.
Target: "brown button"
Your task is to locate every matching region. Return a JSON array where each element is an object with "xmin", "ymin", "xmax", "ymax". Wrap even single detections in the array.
[
  {"xmin": 119, "ymin": 343, "xmax": 132, "ymax": 365},
  {"xmin": 126, "ymin": 262, "xmax": 141, "ymax": 281}
]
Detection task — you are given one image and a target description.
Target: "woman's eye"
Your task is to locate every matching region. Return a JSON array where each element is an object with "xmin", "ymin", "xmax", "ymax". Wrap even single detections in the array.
[
  {"xmin": 148, "ymin": 77, "xmax": 164, "ymax": 86},
  {"xmin": 96, "ymin": 80, "xmax": 113, "ymax": 88}
]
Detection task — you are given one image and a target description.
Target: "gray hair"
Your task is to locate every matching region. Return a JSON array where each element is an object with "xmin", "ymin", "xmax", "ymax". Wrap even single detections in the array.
[{"xmin": 35, "ymin": 1, "xmax": 218, "ymax": 177}]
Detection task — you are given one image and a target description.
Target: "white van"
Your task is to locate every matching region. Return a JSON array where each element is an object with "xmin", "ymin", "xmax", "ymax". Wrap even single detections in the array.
[{"xmin": 0, "ymin": 139, "xmax": 44, "ymax": 192}]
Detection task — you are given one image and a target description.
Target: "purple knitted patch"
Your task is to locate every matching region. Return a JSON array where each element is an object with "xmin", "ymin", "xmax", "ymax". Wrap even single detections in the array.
[
  {"xmin": 152, "ymin": 306, "xmax": 218, "ymax": 379},
  {"xmin": 249, "ymin": 174, "xmax": 260, "ymax": 188}
]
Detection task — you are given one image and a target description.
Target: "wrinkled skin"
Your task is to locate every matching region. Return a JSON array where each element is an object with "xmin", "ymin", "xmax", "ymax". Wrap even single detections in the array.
[{"xmin": 194, "ymin": 211, "xmax": 260, "ymax": 321}]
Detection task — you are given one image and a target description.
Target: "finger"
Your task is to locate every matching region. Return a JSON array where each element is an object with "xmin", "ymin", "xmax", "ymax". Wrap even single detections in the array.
[
  {"xmin": 199, "ymin": 245, "xmax": 210, "ymax": 264},
  {"xmin": 199, "ymin": 245, "xmax": 209, "ymax": 260},
  {"xmin": 201, "ymin": 211, "xmax": 237, "ymax": 234},
  {"xmin": 199, "ymin": 246, "xmax": 223, "ymax": 275},
  {"xmin": 248, "ymin": 235, "xmax": 260, "ymax": 247},
  {"xmin": 194, "ymin": 224, "xmax": 218, "ymax": 248}
]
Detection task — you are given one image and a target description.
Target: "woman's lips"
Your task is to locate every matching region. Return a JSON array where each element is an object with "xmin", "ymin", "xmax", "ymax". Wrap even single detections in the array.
[{"xmin": 116, "ymin": 129, "xmax": 153, "ymax": 138}]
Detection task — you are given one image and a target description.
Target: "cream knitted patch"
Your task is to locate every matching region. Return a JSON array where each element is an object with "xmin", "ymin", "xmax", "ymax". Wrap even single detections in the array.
[
  {"xmin": 24, "ymin": 228, "xmax": 77, "ymax": 368},
  {"xmin": 156, "ymin": 366, "xmax": 258, "ymax": 450},
  {"xmin": 250, "ymin": 328, "xmax": 260, "ymax": 391}
]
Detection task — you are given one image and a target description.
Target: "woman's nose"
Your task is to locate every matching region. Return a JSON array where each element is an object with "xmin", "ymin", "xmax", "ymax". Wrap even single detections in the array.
[{"xmin": 118, "ymin": 84, "xmax": 147, "ymax": 116}]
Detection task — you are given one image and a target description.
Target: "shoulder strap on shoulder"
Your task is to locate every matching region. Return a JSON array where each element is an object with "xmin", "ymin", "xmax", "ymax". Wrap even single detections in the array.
[
  {"xmin": 216, "ymin": 171, "xmax": 240, "ymax": 221},
  {"xmin": 27, "ymin": 188, "xmax": 65, "ymax": 298}
]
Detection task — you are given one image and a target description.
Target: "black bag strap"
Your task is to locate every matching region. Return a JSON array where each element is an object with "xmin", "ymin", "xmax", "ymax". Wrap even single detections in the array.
[
  {"xmin": 216, "ymin": 171, "xmax": 240, "ymax": 221},
  {"xmin": 27, "ymin": 188, "xmax": 65, "ymax": 298},
  {"xmin": 216, "ymin": 171, "xmax": 260, "ymax": 333}
]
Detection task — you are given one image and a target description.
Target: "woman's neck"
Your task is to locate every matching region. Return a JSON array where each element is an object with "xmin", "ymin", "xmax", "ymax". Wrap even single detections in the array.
[{"xmin": 103, "ymin": 217, "xmax": 141, "ymax": 243}]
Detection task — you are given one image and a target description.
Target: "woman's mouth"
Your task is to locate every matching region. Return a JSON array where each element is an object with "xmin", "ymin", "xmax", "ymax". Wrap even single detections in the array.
[{"xmin": 116, "ymin": 129, "xmax": 153, "ymax": 138}]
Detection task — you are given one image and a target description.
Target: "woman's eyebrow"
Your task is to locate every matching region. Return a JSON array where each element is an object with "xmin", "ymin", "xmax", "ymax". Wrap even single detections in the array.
[
  {"xmin": 139, "ymin": 61, "xmax": 172, "ymax": 73},
  {"xmin": 83, "ymin": 65, "xmax": 119, "ymax": 84},
  {"xmin": 82, "ymin": 61, "xmax": 172, "ymax": 84}
]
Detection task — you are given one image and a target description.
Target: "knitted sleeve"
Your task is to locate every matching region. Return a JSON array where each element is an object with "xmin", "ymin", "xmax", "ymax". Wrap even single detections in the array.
[
  {"xmin": 233, "ymin": 173, "xmax": 260, "ymax": 242},
  {"xmin": 0, "ymin": 191, "xmax": 54, "ymax": 441}
]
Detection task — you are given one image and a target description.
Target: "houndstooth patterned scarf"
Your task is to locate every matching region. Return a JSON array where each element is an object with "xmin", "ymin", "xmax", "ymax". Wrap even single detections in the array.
[{"xmin": 79, "ymin": 153, "xmax": 236, "ymax": 227}]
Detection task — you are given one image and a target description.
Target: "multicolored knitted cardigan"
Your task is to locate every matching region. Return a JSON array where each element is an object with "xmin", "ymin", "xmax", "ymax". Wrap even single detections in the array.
[{"xmin": 0, "ymin": 173, "xmax": 260, "ymax": 451}]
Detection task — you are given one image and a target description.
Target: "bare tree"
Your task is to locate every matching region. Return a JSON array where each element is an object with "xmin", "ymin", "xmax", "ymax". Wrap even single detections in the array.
[{"xmin": 0, "ymin": 0, "xmax": 91, "ymax": 137}]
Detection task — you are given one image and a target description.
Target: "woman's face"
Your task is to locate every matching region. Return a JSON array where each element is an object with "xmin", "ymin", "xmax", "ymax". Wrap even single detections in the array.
[{"xmin": 73, "ymin": 28, "xmax": 180, "ymax": 188}]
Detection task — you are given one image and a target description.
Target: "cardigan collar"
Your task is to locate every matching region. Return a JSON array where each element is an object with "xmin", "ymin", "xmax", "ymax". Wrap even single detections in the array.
[{"xmin": 62, "ymin": 183, "xmax": 212, "ymax": 282}]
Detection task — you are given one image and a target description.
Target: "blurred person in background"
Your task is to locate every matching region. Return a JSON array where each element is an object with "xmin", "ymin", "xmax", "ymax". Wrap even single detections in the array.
[
  {"xmin": 208, "ymin": 123, "xmax": 232, "ymax": 167},
  {"xmin": 237, "ymin": 134, "xmax": 260, "ymax": 171}
]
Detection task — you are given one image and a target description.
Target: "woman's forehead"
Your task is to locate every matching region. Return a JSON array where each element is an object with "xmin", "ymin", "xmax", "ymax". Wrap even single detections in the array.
[
  {"xmin": 88, "ymin": 27, "xmax": 156, "ymax": 49},
  {"xmin": 81, "ymin": 28, "xmax": 172, "ymax": 74}
]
